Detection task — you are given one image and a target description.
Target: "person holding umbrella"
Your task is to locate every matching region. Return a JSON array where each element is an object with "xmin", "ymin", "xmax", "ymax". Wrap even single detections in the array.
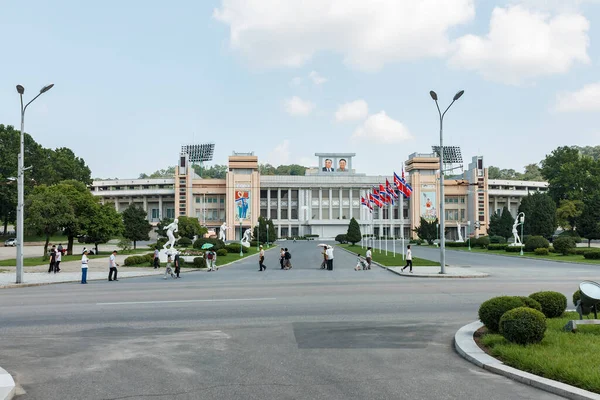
[
  {"xmin": 317, "ymin": 244, "xmax": 328, "ymax": 269},
  {"xmin": 202, "ymin": 243, "xmax": 217, "ymax": 271}
]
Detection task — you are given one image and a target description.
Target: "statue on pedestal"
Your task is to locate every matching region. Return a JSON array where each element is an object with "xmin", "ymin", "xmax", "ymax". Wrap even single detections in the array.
[
  {"xmin": 163, "ymin": 219, "xmax": 179, "ymax": 250},
  {"xmin": 511, "ymin": 215, "xmax": 523, "ymax": 246},
  {"xmin": 219, "ymin": 222, "xmax": 229, "ymax": 242},
  {"xmin": 456, "ymin": 221, "xmax": 464, "ymax": 242},
  {"xmin": 241, "ymin": 228, "xmax": 253, "ymax": 247}
]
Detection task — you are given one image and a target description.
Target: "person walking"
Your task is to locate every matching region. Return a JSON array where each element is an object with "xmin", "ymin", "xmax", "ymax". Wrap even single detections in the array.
[
  {"xmin": 48, "ymin": 245, "xmax": 57, "ymax": 273},
  {"xmin": 108, "ymin": 250, "xmax": 119, "ymax": 281},
  {"xmin": 258, "ymin": 245, "xmax": 266, "ymax": 271},
  {"xmin": 401, "ymin": 245, "xmax": 413, "ymax": 273},
  {"xmin": 174, "ymin": 252, "xmax": 181, "ymax": 278},
  {"xmin": 365, "ymin": 247, "xmax": 372, "ymax": 270},
  {"xmin": 81, "ymin": 249, "xmax": 89, "ymax": 284},
  {"xmin": 280, "ymin": 248, "xmax": 285, "ymax": 269},
  {"xmin": 57, "ymin": 243, "xmax": 64, "ymax": 255},
  {"xmin": 55, "ymin": 248, "xmax": 62, "ymax": 273},
  {"xmin": 325, "ymin": 245, "xmax": 334, "ymax": 270},
  {"xmin": 320, "ymin": 247, "xmax": 327, "ymax": 269},
  {"xmin": 153, "ymin": 248, "xmax": 160, "ymax": 269},
  {"xmin": 210, "ymin": 250, "xmax": 217, "ymax": 271},
  {"xmin": 164, "ymin": 254, "xmax": 176, "ymax": 279},
  {"xmin": 283, "ymin": 248, "xmax": 292, "ymax": 270}
]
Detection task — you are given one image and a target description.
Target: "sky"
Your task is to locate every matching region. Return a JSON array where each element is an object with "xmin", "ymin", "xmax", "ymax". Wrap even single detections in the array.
[{"xmin": 1, "ymin": 0, "xmax": 599, "ymax": 179}]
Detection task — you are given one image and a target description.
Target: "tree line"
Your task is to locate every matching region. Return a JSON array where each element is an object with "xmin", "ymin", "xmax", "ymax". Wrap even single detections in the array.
[{"xmin": 136, "ymin": 163, "xmax": 307, "ymax": 180}]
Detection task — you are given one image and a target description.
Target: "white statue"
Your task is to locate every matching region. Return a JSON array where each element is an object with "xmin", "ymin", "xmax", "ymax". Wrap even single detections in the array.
[
  {"xmin": 219, "ymin": 222, "xmax": 229, "ymax": 242},
  {"xmin": 456, "ymin": 221, "xmax": 464, "ymax": 242},
  {"xmin": 242, "ymin": 228, "xmax": 253, "ymax": 245},
  {"xmin": 512, "ymin": 216, "xmax": 522, "ymax": 246},
  {"xmin": 163, "ymin": 219, "xmax": 179, "ymax": 250}
]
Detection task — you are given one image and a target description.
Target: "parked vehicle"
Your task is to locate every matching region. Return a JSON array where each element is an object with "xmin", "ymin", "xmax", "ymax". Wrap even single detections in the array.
[{"xmin": 4, "ymin": 238, "xmax": 16, "ymax": 247}]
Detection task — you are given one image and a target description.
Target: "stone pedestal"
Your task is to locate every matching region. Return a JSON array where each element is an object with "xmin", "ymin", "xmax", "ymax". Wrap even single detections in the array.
[{"xmin": 158, "ymin": 248, "xmax": 177, "ymax": 263}]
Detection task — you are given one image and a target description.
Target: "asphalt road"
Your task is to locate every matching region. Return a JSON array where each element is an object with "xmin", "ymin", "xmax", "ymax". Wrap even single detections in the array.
[{"xmin": 0, "ymin": 241, "xmax": 581, "ymax": 399}]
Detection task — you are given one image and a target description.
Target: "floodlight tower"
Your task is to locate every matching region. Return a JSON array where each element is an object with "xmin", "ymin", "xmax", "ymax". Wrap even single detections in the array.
[{"xmin": 181, "ymin": 143, "xmax": 215, "ymax": 226}]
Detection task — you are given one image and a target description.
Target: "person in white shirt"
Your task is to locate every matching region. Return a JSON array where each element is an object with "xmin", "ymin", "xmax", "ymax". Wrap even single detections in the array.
[
  {"xmin": 109, "ymin": 250, "xmax": 119, "ymax": 281},
  {"xmin": 81, "ymin": 249, "xmax": 89, "ymax": 284},
  {"xmin": 258, "ymin": 245, "xmax": 266, "ymax": 271},
  {"xmin": 55, "ymin": 249, "xmax": 62, "ymax": 273},
  {"xmin": 365, "ymin": 247, "xmax": 372, "ymax": 270},
  {"xmin": 325, "ymin": 246, "xmax": 334, "ymax": 270},
  {"xmin": 401, "ymin": 245, "xmax": 413, "ymax": 273}
]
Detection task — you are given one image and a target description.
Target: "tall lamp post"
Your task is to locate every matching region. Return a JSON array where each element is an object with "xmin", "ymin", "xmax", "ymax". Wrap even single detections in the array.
[
  {"xmin": 467, "ymin": 221, "xmax": 471, "ymax": 251},
  {"xmin": 15, "ymin": 83, "xmax": 54, "ymax": 284},
  {"xmin": 429, "ymin": 89, "xmax": 464, "ymax": 275},
  {"xmin": 518, "ymin": 212, "xmax": 525, "ymax": 256}
]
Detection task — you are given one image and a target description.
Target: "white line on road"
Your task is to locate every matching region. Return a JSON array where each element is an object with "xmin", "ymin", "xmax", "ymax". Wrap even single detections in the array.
[{"xmin": 96, "ymin": 297, "xmax": 277, "ymax": 306}]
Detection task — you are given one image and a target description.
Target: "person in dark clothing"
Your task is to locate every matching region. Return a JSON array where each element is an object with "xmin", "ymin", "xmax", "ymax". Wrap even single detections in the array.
[
  {"xmin": 280, "ymin": 248, "xmax": 285, "ymax": 269},
  {"xmin": 283, "ymin": 248, "xmax": 292, "ymax": 269},
  {"xmin": 174, "ymin": 252, "xmax": 181, "ymax": 278},
  {"xmin": 48, "ymin": 246, "xmax": 57, "ymax": 273}
]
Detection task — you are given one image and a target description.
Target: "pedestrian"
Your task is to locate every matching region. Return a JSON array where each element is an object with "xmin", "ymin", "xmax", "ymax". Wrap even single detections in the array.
[
  {"xmin": 325, "ymin": 245, "xmax": 334, "ymax": 270},
  {"xmin": 108, "ymin": 250, "xmax": 119, "ymax": 281},
  {"xmin": 401, "ymin": 245, "xmax": 413, "ymax": 273},
  {"xmin": 174, "ymin": 252, "xmax": 181, "ymax": 278},
  {"xmin": 55, "ymin": 247, "xmax": 62, "ymax": 273},
  {"xmin": 280, "ymin": 248, "xmax": 285, "ymax": 269},
  {"xmin": 153, "ymin": 248, "xmax": 160, "ymax": 269},
  {"xmin": 57, "ymin": 243, "xmax": 64, "ymax": 255},
  {"xmin": 283, "ymin": 248, "xmax": 292, "ymax": 269},
  {"xmin": 355, "ymin": 253, "xmax": 367, "ymax": 271},
  {"xmin": 164, "ymin": 254, "xmax": 176, "ymax": 279},
  {"xmin": 320, "ymin": 246, "xmax": 327, "ymax": 269},
  {"xmin": 365, "ymin": 247, "xmax": 372, "ymax": 270},
  {"xmin": 48, "ymin": 245, "xmax": 57, "ymax": 273},
  {"xmin": 258, "ymin": 245, "xmax": 266, "ymax": 271},
  {"xmin": 81, "ymin": 249, "xmax": 89, "ymax": 284},
  {"xmin": 206, "ymin": 249, "xmax": 217, "ymax": 271}
]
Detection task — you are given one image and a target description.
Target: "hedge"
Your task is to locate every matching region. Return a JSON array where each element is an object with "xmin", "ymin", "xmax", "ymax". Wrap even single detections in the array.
[
  {"xmin": 224, "ymin": 243, "xmax": 248, "ymax": 253},
  {"xmin": 488, "ymin": 243, "xmax": 508, "ymax": 251},
  {"xmin": 478, "ymin": 296, "xmax": 530, "ymax": 332},
  {"xmin": 505, "ymin": 245, "xmax": 523, "ymax": 252},
  {"xmin": 489, "ymin": 236, "xmax": 507, "ymax": 244},
  {"xmin": 534, "ymin": 248, "xmax": 549, "ymax": 256},
  {"xmin": 529, "ymin": 291, "xmax": 567, "ymax": 318},
  {"xmin": 569, "ymin": 248, "xmax": 597, "ymax": 255},
  {"xmin": 517, "ymin": 296, "xmax": 542, "ymax": 312},
  {"xmin": 474, "ymin": 236, "xmax": 490, "ymax": 248},
  {"xmin": 445, "ymin": 241, "xmax": 469, "ymax": 247},
  {"xmin": 124, "ymin": 253, "xmax": 154, "ymax": 266},
  {"xmin": 216, "ymin": 248, "xmax": 228, "ymax": 257},
  {"xmin": 583, "ymin": 251, "xmax": 600, "ymax": 260},
  {"xmin": 193, "ymin": 257, "xmax": 206, "ymax": 268},
  {"xmin": 499, "ymin": 307, "xmax": 546, "ymax": 345},
  {"xmin": 524, "ymin": 236, "xmax": 549, "ymax": 252},
  {"xmin": 552, "ymin": 236, "xmax": 576, "ymax": 255}
]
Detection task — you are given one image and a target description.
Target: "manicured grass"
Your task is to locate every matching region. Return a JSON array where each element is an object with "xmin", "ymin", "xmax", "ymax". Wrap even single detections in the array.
[
  {"xmin": 0, "ymin": 249, "xmax": 150, "ymax": 267},
  {"xmin": 1, "ymin": 234, "xmax": 69, "ymax": 243},
  {"xmin": 480, "ymin": 311, "xmax": 600, "ymax": 393},
  {"xmin": 451, "ymin": 247, "xmax": 600, "ymax": 264},
  {"xmin": 338, "ymin": 244, "xmax": 439, "ymax": 266}
]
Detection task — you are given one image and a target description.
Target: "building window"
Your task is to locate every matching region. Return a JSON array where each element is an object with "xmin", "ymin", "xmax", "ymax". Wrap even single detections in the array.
[
  {"xmin": 281, "ymin": 209, "xmax": 288, "ymax": 219},
  {"xmin": 270, "ymin": 209, "xmax": 277, "ymax": 220},
  {"xmin": 260, "ymin": 190, "xmax": 267, "ymax": 199},
  {"xmin": 291, "ymin": 208, "xmax": 298, "ymax": 219},
  {"xmin": 166, "ymin": 209, "xmax": 175, "ymax": 219},
  {"xmin": 260, "ymin": 209, "xmax": 267, "ymax": 218},
  {"xmin": 151, "ymin": 209, "xmax": 159, "ymax": 219},
  {"xmin": 460, "ymin": 209, "xmax": 465, "ymax": 220},
  {"xmin": 291, "ymin": 227, "xmax": 299, "ymax": 237}
]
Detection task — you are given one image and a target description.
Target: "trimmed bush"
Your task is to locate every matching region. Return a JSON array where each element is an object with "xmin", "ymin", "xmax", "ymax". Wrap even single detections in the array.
[
  {"xmin": 499, "ymin": 307, "xmax": 546, "ymax": 345},
  {"xmin": 224, "ymin": 243, "xmax": 248, "ymax": 253},
  {"xmin": 524, "ymin": 236, "xmax": 549, "ymax": 252},
  {"xmin": 489, "ymin": 235, "xmax": 507, "ymax": 244},
  {"xmin": 552, "ymin": 236, "xmax": 576, "ymax": 255},
  {"xmin": 529, "ymin": 291, "xmax": 567, "ymax": 318},
  {"xmin": 177, "ymin": 237, "xmax": 192, "ymax": 247},
  {"xmin": 193, "ymin": 257, "xmax": 206, "ymax": 268},
  {"xmin": 474, "ymin": 236, "xmax": 490, "ymax": 248},
  {"xmin": 583, "ymin": 251, "xmax": 600, "ymax": 260},
  {"xmin": 446, "ymin": 241, "xmax": 469, "ymax": 247},
  {"xmin": 478, "ymin": 296, "xmax": 527, "ymax": 332},
  {"xmin": 488, "ymin": 243, "xmax": 508, "ymax": 251},
  {"xmin": 569, "ymin": 248, "xmax": 596, "ymax": 255},
  {"xmin": 548, "ymin": 246, "xmax": 556, "ymax": 253},
  {"xmin": 517, "ymin": 296, "xmax": 542, "ymax": 312},
  {"xmin": 506, "ymin": 245, "xmax": 524, "ymax": 252},
  {"xmin": 559, "ymin": 231, "xmax": 582, "ymax": 243},
  {"xmin": 216, "ymin": 248, "xmax": 228, "ymax": 257},
  {"xmin": 335, "ymin": 234, "xmax": 348, "ymax": 244},
  {"xmin": 534, "ymin": 248, "xmax": 549, "ymax": 256},
  {"xmin": 124, "ymin": 253, "xmax": 153, "ymax": 266}
]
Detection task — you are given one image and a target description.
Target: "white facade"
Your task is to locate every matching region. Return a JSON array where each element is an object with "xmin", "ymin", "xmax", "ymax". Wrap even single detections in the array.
[{"xmin": 487, "ymin": 179, "xmax": 549, "ymax": 217}]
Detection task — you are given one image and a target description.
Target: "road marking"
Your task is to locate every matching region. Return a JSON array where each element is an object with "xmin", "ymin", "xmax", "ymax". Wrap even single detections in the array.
[{"xmin": 96, "ymin": 297, "xmax": 277, "ymax": 306}]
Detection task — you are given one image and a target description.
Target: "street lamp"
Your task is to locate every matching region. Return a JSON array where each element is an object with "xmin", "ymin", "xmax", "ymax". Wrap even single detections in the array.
[
  {"xmin": 15, "ymin": 83, "xmax": 54, "ymax": 284},
  {"xmin": 518, "ymin": 212, "xmax": 525, "ymax": 256},
  {"xmin": 430, "ymin": 89, "xmax": 464, "ymax": 274}
]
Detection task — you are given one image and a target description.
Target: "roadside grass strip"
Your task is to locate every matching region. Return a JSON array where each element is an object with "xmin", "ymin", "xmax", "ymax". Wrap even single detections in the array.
[{"xmin": 338, "ymin": 244, "xmax": 439, "ymax": 266}]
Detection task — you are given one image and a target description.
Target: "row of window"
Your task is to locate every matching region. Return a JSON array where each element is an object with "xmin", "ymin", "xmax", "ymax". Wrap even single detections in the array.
[
  {"xmin": 96, "ymin": 185, "xmax": 173, "ymax": 191},
  {"xmin": 150, "ymin": 208, "xmax": 175, "ymax": 220}
]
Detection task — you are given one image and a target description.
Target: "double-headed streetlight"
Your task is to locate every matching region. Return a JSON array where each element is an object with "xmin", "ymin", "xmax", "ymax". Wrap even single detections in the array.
[
  {"xmin": 429, "ymin": 89, "xmax": 465, "ymax": 274},
  {"xmin": 15, "ymin": 83, "xmax": 54, "ymax": 284}
]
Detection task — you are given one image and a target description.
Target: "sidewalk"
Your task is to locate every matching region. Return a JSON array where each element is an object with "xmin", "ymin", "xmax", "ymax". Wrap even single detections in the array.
[{"xmin": 386, "ymin": 266, "xmax": 489, "ymax": 278}]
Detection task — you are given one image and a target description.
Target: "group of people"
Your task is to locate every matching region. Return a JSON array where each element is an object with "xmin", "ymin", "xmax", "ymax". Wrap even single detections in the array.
[
  {"xmin": 47, "ymin": 244, "xmax": 65, "ymax": 273},
  {"xmin": 320, "ymin": 245, "xmax": 334, "ymax": 270},
  {"xmin": 354, "ymin": 247, "xmax": 373, "ymax": 271},
  {"xmin": 80, "ymin": 248, "xmax": 122, "ymax": 284}
]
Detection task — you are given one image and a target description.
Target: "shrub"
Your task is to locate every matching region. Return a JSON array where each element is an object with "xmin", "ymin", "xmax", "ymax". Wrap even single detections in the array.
[
  {"xmin": 193, "ymin": 238, "xmax": 225, "ymax": 251},
  {"xmin": 548, "ymin": 246, "xmax": 556, "ymax": 253},
  {"xmin": 559, "ymin": 230, "xmax": 582, "ymax": 243},
  {"xmin": 478, "ymin": 296, "xmax": 527, "ymax": 332},
  {"xmin": 505, "ymin": 245, "xmax": 523, "ymax": 252},
  {"xmin": 499, "ymin": 307, "xmax": 546, "ymax": 345},
  {"xmin": 250, "ymin": 240, "xmax": 259, "ymax": 247},
  {"xmin": 216, "ymin": 248, "xmax": 228, "ymax": 257},
  {"xmin": 569, "ymin": 248, "xmax": 596, "ymax": 255},
  {"xmin": 552, "ymin": 236, "xmax": 576, "ymax": 255},
  {"xmin": 489, "ymin": 236, "xmax": 507, "ymax": 244},
  {"xmin": 474, "ymin": 236, "xmax": 490, "ymax": 248},
  {"xmin": 225, "ymin": 243, "xmax": 248, "ymax": 253},
  {"xmin": 193, "ymin": 257, "xmax": 206, "ymax": 268},
  {"xmin": 124, "ymin": 253, "xmax": 153, "ymax": 266},
  {"xmin": 446, "ymin": 241, "xmax": 469, "ymax": 247},
  {"xmin": 583, "ymin": 251, "xmax": 600, "ymax": 260},
  {"xmin": 177, "ymin": 237, "xmax": 192, "ymax": 247},
  {"xmin": 517, "ymin": 296, "xmax": 542, "ymax": 312},
  {"xmin": 118, "ymin": 238, "xmax": 132, "ymax": 252},
  {"xmin": 529, "ymin": 291, "xmax": 567, "ymax": 318},
  {"xmin": 534, "ymin": 248, "xmax": 549, "ymax": 256},
  {"xmin": 524, "ymin": 236, "xmax": 549, "ymax": 252},
  {"xmin": 335, "ymin": 234, "xmax": 348, "ymax": 244},
  {"xmin": 488, "ymin": 243, "xmax": 508, "ymax": 251}
]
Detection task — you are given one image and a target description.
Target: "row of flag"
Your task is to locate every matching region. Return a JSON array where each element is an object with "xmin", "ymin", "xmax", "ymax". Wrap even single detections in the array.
[{"xmin": 360, "ymin": 169, "xmax": 413, "ymax": 212}]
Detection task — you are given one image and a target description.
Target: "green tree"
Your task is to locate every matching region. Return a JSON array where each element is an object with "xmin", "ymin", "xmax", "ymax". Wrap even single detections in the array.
[
  {"xmin": 577, "ymin": 193, "xmax": 600, "ymax": 247},
  {"xmin": 139, "ymin": 166, "xmax": 176, "ymax": 179},
  {"xmin": 24, "ymin": 185, "xmax": 75, "ymax": 257},
  {"xmin": 489, "ymin": 207, "xmax": 513, "ymax": 239},
  {"xmin": 83, "ymin": 203, "xmax": 124, "ymax": 254},
  {"xmin": 346, "ymin": 217, "xmax": 362, "ymax": 245},
  {"xmin": 520, "ymin": 164, "xmax": 543, "ymax": 181},
  {"xmin": 518, "ymin": 193, "xmax": 557, "ymax": 238},
  {"xmin": 252, "ymin": 216, "xmax": 277, "ymax": 244},
  {"xmin": 413, "ymin": 217, "xmax": 438, "ymax": 245},
  {"xmin": 122, "ymin": 204, "xmax": 151, "ymax": 249},
  {"xmin": 156, "ymin": 218, "xmax": 173, "ymax": 239},
  {"xmin": 177, "ymin": 216, "xmax": 207, "ymax": 239},
  {"xmin": 55, "ymin": 180, "xmax": 99, "ymax": 255},
  {"xmin": 556, "ymin": 199, "xmax": 583, "ymax": 231}
]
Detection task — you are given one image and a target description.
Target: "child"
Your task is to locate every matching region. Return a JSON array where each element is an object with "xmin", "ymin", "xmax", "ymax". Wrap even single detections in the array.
[{"xmin": 164, "ymin": 255, "xmax": 176, "ymax": 279}]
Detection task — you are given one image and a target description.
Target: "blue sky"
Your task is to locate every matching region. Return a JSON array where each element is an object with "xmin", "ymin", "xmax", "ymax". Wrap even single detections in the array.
[{"xmin": 1, "ymin": 0, "xmax": 599, "ymax": 179}]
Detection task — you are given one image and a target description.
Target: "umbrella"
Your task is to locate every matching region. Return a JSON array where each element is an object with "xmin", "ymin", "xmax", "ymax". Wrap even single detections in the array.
[
  {"xmin": 317, "ymin": 244, "xmax": 328, "ymax": 247},
  {"xmin": 201, "ymin": 243, "xmax": 214, "ymax": 250}
]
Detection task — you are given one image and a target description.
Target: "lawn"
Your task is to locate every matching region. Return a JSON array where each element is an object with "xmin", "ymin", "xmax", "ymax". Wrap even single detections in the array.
[
  {"xmin": 480, "ymin": 311, "xmax": 600, "ymax": 394},
  {"xmin": 0, "ymin": 248, "xmax": 150, "ymax": 267},
  {"xmin": 337, "ymin": 244, "xmax": 439, "ymax": 266},
  {"xmin": 451, "ymin": 247, "xmax": 600, "ymax": 265}
]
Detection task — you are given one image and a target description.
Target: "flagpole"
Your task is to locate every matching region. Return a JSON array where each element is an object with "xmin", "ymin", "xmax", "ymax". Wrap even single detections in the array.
[
  {"xmin": 385, "ymin": 202, "xmax": 389, "ymax": 256},
  {"xmin": 401, "ymin": 192, "xmax": 405, "ymax": 260}
]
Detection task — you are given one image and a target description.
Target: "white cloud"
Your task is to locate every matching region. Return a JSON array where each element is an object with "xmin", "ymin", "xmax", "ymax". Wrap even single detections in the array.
[
  {"xmin": 283, "ymin": 96, "xmax": 315, "ymax": 116},
  {"xmin": 214, "ymin": 0, "xmax": 475, "ymax": 71},
  {"xmin": 352, "ymin": 111, "xmax": 412, "ymax": 143},
  {"xmin": 335, "ymin": 100, "xmax": 369, "ymax": 122},
  {"xmin": 309, "ymin": 71, "xmax": 327, "ymax": 85},
  {"xmin": 289, "ymin": 77, "xmax": 302, "ymax": 86},
  {"xmin": 266, "ymin": 140, "xmax": 291, "ymax": 166},
  {"xmin": 449, "ymin": 5, "xmax": 590, "ymax": 85},
  {"xmin": 555, "ymin": 82, "xmax": 600, "ymax": 112}
]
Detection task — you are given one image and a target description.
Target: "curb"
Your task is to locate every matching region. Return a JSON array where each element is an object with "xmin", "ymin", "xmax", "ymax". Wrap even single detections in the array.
[
  {"xmin": 449, "ymin": 248, "xmax": 599, "ymax": 266},
  {"xmin": 454, "ymin": 321, "xmax": 600, "ymax": 400},
  {"xmin": 0, "ymin": 366, "xmax": 15, "ymax": 400}
]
